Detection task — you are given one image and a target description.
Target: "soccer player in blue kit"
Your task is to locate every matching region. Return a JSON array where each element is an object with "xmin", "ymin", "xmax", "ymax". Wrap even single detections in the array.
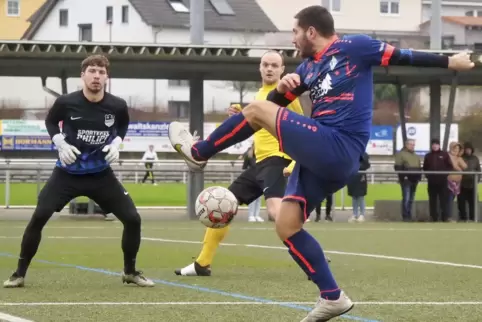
[{"xmin": 169, "ymin": 5, "xmax": 474, "ymax": 321}]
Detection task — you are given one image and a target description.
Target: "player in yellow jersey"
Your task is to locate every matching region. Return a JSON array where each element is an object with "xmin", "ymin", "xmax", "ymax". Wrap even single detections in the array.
[{"xmin": 174, "ymin": 51, "xmax": 304, "ymax": 277}]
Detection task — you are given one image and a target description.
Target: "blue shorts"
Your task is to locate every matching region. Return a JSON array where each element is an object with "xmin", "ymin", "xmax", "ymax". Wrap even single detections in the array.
[{"xmin": 274, "ymin": 107, "xmax": 368, "ymax": 220}]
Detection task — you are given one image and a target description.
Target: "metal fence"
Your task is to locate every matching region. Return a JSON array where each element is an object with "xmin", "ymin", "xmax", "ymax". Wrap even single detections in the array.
[
  {"xmin": 0, "ymin": 158, "xmax": 423, "ymax": 185},
  {"xmin": 0, "ymin": 160, "xmax": 480, "ymax": 216}
]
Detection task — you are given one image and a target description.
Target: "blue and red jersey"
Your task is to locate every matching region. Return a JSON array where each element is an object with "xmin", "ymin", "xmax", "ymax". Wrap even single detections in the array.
[{"xmin": 278, "ymin": 35, "xmax": 395, "ymax": 138}]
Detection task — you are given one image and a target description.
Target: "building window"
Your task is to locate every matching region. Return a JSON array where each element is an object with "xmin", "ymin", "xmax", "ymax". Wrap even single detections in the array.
[
  {"xmin": 168, "ymin": 79, "xmax": 190, "ymax": 87},
  {"xmin": 59, "ymin": 9, "xmax": 68, "ymax": 27},
  {"xmin": 465, "ymin": 10, "xmax": 482, "ymax": 17},
  {"xmin": 168, "ymin": 101, "xmax": 189, "ymax": 119},
  {"xmin": 6, "ymin": 0, "xmax": 19, "ymax": 16},
  {"xmin": 322, "ymin": 0, "xmax": 341, "ymax": 12},
  {"xmin": 210, "ymin": 0, "xmax": 234, "ymax": 15},
  {"xmin": 122, "ymin": 5, "xmax": 129, "ymax": 23},
  {"xmin": 380, "ymin": 0, "xmax": 399, "ymax": 14},
  {"xmin": 106, "ymin": 6, "xmax": 113, "ymax": 23},
  {"xmin": 79, "ymin": 24, "xmax": 93, "ymax": 42},
  {"xmin": 168, "ymin": 0, "xmax": 189, "ymax": 13}
]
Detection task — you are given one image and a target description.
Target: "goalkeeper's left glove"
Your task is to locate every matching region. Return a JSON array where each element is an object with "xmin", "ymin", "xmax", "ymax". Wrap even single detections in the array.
[{"xmin": 102, "ymin": 136, "xmax": 122, "ymax": 164}]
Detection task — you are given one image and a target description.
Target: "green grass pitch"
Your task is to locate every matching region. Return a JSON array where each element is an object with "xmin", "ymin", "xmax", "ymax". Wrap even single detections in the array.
[
  {"xmin": 2, "ymin": 182, "xmax": 482, "ymax": 207},
  {"xmin": 0, "ymin": 220, "xmax": 481, "ymax": 321}
]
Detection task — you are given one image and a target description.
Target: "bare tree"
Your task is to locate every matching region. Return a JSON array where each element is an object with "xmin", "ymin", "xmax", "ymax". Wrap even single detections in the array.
[
  {"xmin": 224, "ymin": 31, "xmax": 263, "ymax": 105},
  {"xmin": 228, "ymin": 81, "xmax": 262, "ymax": 105}
]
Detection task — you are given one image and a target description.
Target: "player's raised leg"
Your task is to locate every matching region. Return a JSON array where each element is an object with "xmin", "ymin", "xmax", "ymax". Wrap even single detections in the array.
[
  {"xmin": 88, "ymin": 169, "xmax": 154, "ymax": 287},
  {"xmin": 4, "ymin": 168, "xmax": 79, "ymax": 288},
  {"xmin": 168, "ymin": 99, "xmax": 280, "ymax": 170},
  {"xmin": 175, "ymin": 166, "xmax": 262, "ymax": 276}
]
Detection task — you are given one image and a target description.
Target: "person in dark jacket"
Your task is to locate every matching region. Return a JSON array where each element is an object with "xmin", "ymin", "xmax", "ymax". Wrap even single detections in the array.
[
  {"xmin": 312, "ymin": 194, "xmax": 333, "ymax": 222},
  {"xmin": 394, "ymin": 139, "xmax": 422, "ymax": 221},
  {"xmin": 347, "ymin": 152, "xmax": 370, "ymax": 223},
  {"xmin": 458, "ymin": 142, "xmax": 481, "ymax": 222},
  {"xmin": 423, "ymin": 138, "xmax": 453, "ymax": 222}
]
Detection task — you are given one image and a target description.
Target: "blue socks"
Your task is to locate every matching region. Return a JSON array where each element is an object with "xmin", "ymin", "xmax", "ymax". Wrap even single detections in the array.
[
  {"xmin": 192, "ymin": 113, "xmax": 255, "ymax": 161},
  {"xmin": 284, "ymin": 229, "xmax": 341, "ymax": 300}
]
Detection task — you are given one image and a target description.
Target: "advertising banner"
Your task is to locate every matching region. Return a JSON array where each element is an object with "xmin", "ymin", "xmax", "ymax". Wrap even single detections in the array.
[
  {"xmin": 1, "ymin": 136, "xmax": 53, "ymax": 151},
  {"xmin": 366, "ymin": 125, "xmax": 393, "ymax": 156},
  {"xmin": 396, "ymin": 123, "xmax": 459, "ymax": 155}
]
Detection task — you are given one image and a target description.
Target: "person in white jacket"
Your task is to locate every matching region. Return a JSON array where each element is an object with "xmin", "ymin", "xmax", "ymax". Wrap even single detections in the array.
[{"xmin": 141, "ymin": 145, "xmax": 158, "ymax": 185}]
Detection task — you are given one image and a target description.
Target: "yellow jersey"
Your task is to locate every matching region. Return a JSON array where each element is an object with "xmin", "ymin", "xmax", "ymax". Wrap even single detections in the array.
[{"xmin": 253, "ymin": 83, "xmax": 304, "ymax": 170}]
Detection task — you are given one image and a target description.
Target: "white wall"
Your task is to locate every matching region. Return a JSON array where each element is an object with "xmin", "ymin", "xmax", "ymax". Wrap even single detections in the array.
[
  {"xmin": 257, "ymin": 0, "xmax": 423, "ymax": 32},
  {"xmin": 422, "ymin": 3, "xmax": 482, "ymax": 22},
  {"xmin": 415, "ymin": 86, "xmax": 482, "ymax": 116},
  {"xmin": 0, "ymin": 0, "xmax": 266, "ymax": 110}
]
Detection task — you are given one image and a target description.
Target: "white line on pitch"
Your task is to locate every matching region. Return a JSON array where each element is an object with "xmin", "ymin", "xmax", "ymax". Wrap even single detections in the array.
[
  {"xmin": 2, "ymin": 235, "xmax": 482, "ymax": 271},
  {"xmin": 0, "ymin": 312, "xmax": 34, "ymax": 322},
  {"xmin": 143, "ymin": 237, "xmax": 482, "ymax": 270},
  {"xmin": 4, "ymin": 226, "xmax": 482, "ymax": 232},
  {"xmin": 0, "ymin": 301, "xmax": 481, "ymax": 306},
  {"xmin": 0, "ymin": 236, "xmax": 118, "ymax": 239}
]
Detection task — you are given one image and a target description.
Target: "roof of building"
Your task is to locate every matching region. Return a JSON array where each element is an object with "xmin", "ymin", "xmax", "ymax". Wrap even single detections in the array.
[
  {"xmin": 22, "ymin": 0, "xmax": 278, "ymax": 40},
  {"xmin": 420, "ymin": 16, "xmax": 482, "ymax": 27},
  {"xmin": 423, "ymin": 0, "xmax": 482, "ymax": 4}
]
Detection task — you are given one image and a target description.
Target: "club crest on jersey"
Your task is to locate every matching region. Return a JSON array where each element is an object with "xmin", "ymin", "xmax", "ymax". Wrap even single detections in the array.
[{"xmin": 104, "ymin": 114, "xmax": 114, "ymax": 127}]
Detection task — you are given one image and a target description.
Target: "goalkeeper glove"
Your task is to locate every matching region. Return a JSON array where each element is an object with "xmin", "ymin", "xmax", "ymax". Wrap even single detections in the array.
[
  {"xmin": 52, "ymin": 134, "xmax": 81, "ymax": 167},
  {"xmin": 102, "ymin": 136, "xmax": 122, "ymax": 164}
]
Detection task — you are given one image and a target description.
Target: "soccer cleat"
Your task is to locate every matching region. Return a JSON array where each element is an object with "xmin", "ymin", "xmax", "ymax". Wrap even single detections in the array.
[
  {"xmin": 3, "ymin": 273, "xmax": 25, "ymax": 288},
  {"xmin": 174, "ymin": 261, "xmax": 211, "ymax": 276},
  {"xmin": 300, "ymin": 291, "xmax": 354, "ymax": 322},
  {"xmin": 122, "ymin": 271, "xmax": 155, "ymax": 287},
  {"xmin": 168, "ymin": 122, "xmax": 207, "ymax": 171}
]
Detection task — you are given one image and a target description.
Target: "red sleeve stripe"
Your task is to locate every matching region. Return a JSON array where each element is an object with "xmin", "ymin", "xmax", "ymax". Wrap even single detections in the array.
[
  {"xmin": 284, "ymin": 91, "xmax": 297, "ymax": 102},
  {"xmin": 381, "ymin": 44, "xmax": 395, "ymax": 66}
]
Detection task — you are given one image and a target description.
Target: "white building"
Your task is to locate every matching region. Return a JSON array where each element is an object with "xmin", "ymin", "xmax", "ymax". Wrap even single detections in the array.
[
  {"xmin": 0, "ymin": 0, "xmax": 278, "ymax": 115},
  {"xmin": 261, "ymin": 0, "xmax": 427, "ymax": 48}
]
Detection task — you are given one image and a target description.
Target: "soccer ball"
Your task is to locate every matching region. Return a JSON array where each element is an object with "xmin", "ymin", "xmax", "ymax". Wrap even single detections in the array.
[{"xmin": 195, "ymin": 186, "xmax": 238, "ymax": 228}]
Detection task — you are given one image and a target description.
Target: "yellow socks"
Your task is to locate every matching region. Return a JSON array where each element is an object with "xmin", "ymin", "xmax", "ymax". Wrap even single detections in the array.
[{"xmin": 196, "ymin": 226, "xmax": 230, "ymax": 267}]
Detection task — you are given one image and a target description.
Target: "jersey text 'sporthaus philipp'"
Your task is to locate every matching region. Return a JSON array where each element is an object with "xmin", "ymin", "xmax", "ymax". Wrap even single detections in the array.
[{"xmin": 45, "ymin": 91, "xmax": 129, "ymax": 174}]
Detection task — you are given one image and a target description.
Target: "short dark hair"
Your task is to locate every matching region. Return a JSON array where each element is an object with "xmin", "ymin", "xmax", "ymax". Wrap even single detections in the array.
[
  {"xmin": 294, "ymin": 5, "xmax": 335, "ymax": 37},
  {"xmin": 81, "ymin": 55, "xmax": 110, "ymax": 73}
]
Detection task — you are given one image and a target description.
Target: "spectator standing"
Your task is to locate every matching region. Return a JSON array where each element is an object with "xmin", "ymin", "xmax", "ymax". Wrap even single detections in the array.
[
  {"xmin": 423, "ymin": 138, "xmax": 453, "ymax": 222},
  {"xmin": 445, "ymin": 142, "xmax": 466, "ymax": 221},
  {"xmin": 347, "ymin": 152, "xmax": 370, "ymax": 223},
  {"xmin": 311, "ymin": 194, "xmax": 333, "ymax": 222},
  {"xmin": 394, "ymin": 139, "xmax": 422, "ymax": 221},
  {"xmin": 458, "ymin": 142, "xmax": 481, "ymax": 222},
  {"xmin": 141, "ymin": 144, "xmax": 158, "ymax": 185}
]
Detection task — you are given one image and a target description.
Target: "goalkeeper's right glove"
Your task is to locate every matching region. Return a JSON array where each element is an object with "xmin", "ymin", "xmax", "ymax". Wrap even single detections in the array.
[{"xmin": 52, "ymin": 134, "xmax": 81, "ymax": 167}]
